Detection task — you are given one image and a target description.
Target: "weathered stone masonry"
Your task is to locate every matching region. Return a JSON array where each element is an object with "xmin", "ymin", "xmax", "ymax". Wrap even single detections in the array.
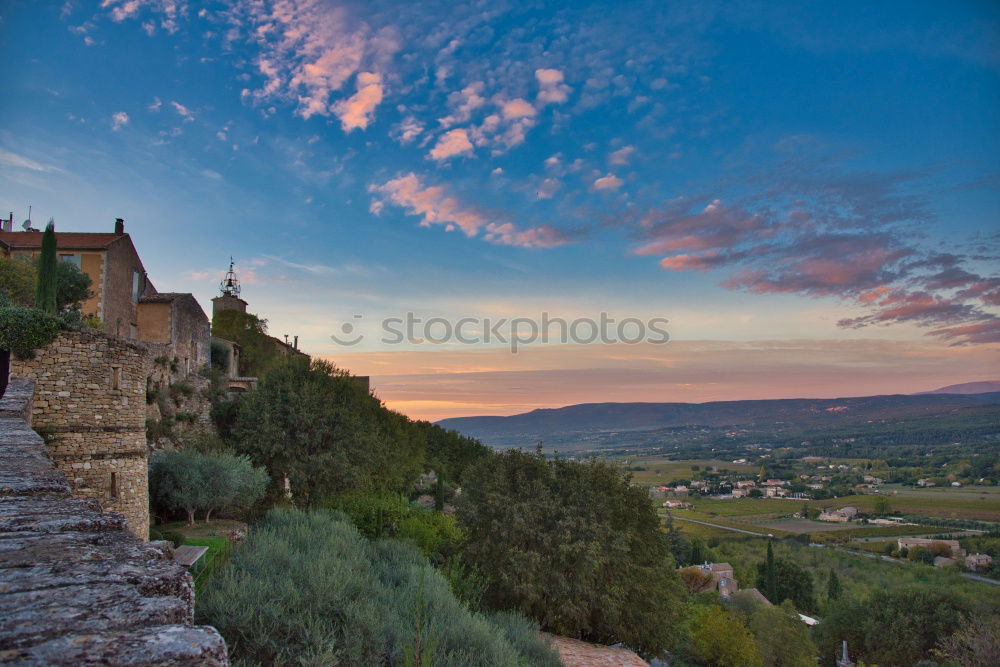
[
  {"xmin": 0, "ymin": 379, "xmax": 228, "ymax": 665},
  {"xmin": 11, "ymin": 329, "xmax": 150, "ymax": 539}
]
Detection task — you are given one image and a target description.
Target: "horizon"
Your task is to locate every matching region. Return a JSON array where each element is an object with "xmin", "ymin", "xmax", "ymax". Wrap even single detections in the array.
[
  {"xmin": 2, "ymin": 0, "xmax": 998, "ymax": 422},
  {"xmin": 431, "ymin": 378, "xmax": 1000, "ymax": 422}
]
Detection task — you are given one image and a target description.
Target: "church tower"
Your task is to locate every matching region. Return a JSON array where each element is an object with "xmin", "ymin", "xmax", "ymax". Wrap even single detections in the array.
[{"xmin": 212, "ymin": 258, "xmax": 248, "ymax": 319}]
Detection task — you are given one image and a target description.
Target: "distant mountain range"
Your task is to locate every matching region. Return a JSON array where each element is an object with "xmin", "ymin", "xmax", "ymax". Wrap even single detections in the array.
[
  {"xmin": 436, "ymin": 387, "xmax": 1000, "ymax": 447},
  {"xmin": 918, "ymin": 381, "xmax": 1000, "ymax": 395}
]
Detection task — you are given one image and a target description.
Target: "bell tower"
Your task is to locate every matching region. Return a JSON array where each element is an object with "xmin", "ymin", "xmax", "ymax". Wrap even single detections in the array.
[{"xmin": 212, "ymin": 258, "xmax": 248, "ymax": 319}]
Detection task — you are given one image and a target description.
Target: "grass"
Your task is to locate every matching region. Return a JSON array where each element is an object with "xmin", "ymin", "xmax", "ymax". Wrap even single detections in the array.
[
  {"xmin": 155, "ymin": 519, "xmax": 242, "ymax": 593},
  {"xmin": 183, "ymin": 536, "xmax": 232, "ymax": 593}
]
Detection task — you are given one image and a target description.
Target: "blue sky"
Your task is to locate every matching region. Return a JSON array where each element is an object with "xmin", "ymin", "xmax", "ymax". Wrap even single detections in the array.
[{"xmin": 2, "ymin": 1, "xmax": 998, "ymax": 418}]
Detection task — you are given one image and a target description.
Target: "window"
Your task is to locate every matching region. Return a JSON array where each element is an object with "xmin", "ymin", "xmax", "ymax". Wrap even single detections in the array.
[
  {"xmin": 59, "ymin": 253, "xmax": 81, "ymax": 268},
  {"xmin": 131, "ymin": 270, "xmax": 141, "ymax": 301},
  {"xmin": 109, "ymin": 472, "xmax": 119, "ymax": 500},
  {"xmin": 111, "ymin": 366, "xmax": 121, "ymax": 390}
]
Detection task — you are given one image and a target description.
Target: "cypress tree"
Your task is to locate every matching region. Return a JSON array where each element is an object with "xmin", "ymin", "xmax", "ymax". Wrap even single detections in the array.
[
  {"xmin": 827, "ymin": 569, "xmax": 841, "ymax": 601},
  {"xmin": 35, "ymin": 220, "xmax": 58, "ymax": 315},
  {"xmin": 764, "ymin": 540, "xmax": 777, "ymax": 601}
]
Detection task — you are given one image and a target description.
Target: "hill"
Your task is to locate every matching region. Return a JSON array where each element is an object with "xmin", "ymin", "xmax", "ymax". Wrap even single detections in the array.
[
  {"xmin": 436, "ymin": 392, "xmax": 1000, "ymax": 450},
  {"xmin": 917, "ymin": 381, "xmax": 1000, "ymax": 395}
]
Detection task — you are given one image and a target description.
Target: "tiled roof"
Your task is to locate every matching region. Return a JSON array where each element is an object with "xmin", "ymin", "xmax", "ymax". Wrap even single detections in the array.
[
  {"xmin": 0, "ymin": 231, "xmax": 125, "ymax": 250},
  {"xmin": 543, "ymin": 634, "xmax": 649, "ymax": 667}
]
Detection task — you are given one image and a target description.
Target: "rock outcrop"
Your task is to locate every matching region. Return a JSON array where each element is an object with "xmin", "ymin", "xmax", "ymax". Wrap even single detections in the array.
[{"xmin": 0, "ymin": 379, "xmax": 228, "ymax": 665}]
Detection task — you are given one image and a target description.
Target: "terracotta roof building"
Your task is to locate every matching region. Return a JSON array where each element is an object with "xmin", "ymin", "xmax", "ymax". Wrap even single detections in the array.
[{"xmin": 1, "ymin": 218, "xmax": 154, "ymax": 339}]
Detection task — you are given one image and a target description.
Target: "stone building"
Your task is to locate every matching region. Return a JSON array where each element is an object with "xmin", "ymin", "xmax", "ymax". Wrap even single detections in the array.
[
  {"xmin": 137, "ymin": 292, "xmax": 211, "ymax": 377},
  {"xmin": 11, "ymin": 329, "xmax": 151, "ymax": 539},
  {"xmin": 1, "ymin": 218, "xmax": 155, "ymax": 339}
]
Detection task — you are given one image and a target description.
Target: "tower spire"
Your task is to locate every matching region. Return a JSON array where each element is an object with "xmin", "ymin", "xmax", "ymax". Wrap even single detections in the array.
[{"xmin": 219, "ymin": 257, "xmax": 241, "ymax": 298}]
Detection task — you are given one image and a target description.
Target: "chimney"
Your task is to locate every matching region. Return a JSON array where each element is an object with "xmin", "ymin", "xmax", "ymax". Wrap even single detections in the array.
[
  {"xmin": 114, "ymin": 218, "xmax": 125, "ymax": 235},
  {"xmin": 2, "ymin": 212, "xmax": 11, "ymax": 233},
  {"xmin": 294, "ymin": 335, "xmax": 298, "ymax": 350}
]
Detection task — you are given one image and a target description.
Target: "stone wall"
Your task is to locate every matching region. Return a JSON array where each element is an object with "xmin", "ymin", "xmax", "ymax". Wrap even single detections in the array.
[
  {"xmin": 0, "ymin": 378, "xmax": 229, "ymax": 665},
  {"xmin": 11, "ymin": 329, "xmax": 150, "ymax": 539}
]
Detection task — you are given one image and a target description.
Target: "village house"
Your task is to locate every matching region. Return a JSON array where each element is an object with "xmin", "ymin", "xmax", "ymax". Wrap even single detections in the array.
[
  {"xmin": 671, "ymin": 484, "xmax": 689, "ymax": 496},
  {"xmin": 662, "ymin": 499, "xmax": 692, "ymax": 509},
  {"xmin": 731, "ymin": 488, "xmax": 749, "ymax": 498},
  {"xmin": 0, "ymin": 219, "xmax": 211, "ymax": 361},
  {"xmin": 649, "ymin": 485, "xmax": 668, "ymax": 499},
  {"xmin": 965, "ymin": 553, "xmax": 993, "ymax": 571},
  {"xmin": 1, "ymin": 218, "xmax": 155, "ymax": 338},
  {"xmin": 763, "ymin": 486, "xmax": 788, "ymax": 498},
  {"xmin": 898, "ymin": 537, "xmax": 964, "ymax": 559},
  {"xmin": 818, "ymin": 506, "xmax": 859, "ymax": 522},
  {"xmin": 736, "ymin": 480, "xmax": 757, "ymax": 489},
  {"xmin": 699, "ymin": 562, "xmax": 738, "ymax": 597}
]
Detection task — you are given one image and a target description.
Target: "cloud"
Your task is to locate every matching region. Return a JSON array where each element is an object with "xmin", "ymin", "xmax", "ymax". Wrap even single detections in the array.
[
  {"xmin": 101, "ymin": 0, "xmax": 185, "ymax": 33},
  {"xmin": 535, "ymin": 68, "xmax": 571, "ymax": 105},
  {"xmin": 392, "ymin": 116, "xmax": 424, "ymax": 144},
  {"xmin": 535, "ymin": 177, "xmax": 561, "ymax": 200},
  {"xmin": 609, "ymin": 145, "xmax": 635, "ymax": 165},
  {"xmin": 369, "ymin": 172, "xmax": 572, "ymax": 248},
  {"xmin": 170, "ymin": 100, "xmax": 195, "ymax": 121},
  {"xmin": 147, "ymin": 96, "xmax": 162, "ymax": 112},
  {"xmin": 111, "ymin": 111, "xmax": 130, "ymax": 130},
  {"xmin": 592, "ymin": 173, "xmax": 623, "ymax": 191},
  {"xmin": 500, "ymin": 98, "xmax": 536, "ymax": 120},
  {"xmin": 332, "ymin": 71, "xmax": 383, "ymax": 131},
  {"xmin": 438, "ymin": 81, "xmax": 486, "ymax": 128},
  {"xmin": 632, "ymin": 162, "xmax": 999, "ymax": 345},
  {"xmin": 235, "ymin": 0, "xmax": 399, "ymax": 122},
  {"xmin": 428, "ymin": 128, "xmax": 474, "ymax": 161},
  {"xmin": 0, "ymin": 149, "xmax": 65, "ymax": 173}
]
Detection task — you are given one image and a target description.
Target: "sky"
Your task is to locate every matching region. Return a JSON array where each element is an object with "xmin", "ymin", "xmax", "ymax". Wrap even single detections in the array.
[{"xmin": 1, "ymin": 0, "xmax": 998, "ymax": 420}]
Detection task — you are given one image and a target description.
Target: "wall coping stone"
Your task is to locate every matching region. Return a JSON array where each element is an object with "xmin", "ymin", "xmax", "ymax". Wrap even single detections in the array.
[{"xmin": 0, "ymin": 379, "xmax": 229, "ymax": 665}]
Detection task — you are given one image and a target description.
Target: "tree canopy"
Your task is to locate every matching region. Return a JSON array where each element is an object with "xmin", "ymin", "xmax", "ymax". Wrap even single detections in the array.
[
  {"xmin": 456, "ymin": 448, "xmax": 684, "ymax": 657},
  {"xmin": 228, "ymin": 358, "xmax": 425, "ymax": 506},
  {"xmin": 149, "ymin": 448, "xmax": 268, "ymax": 525},
  {"xmin": 815, "ymin": 586, "xmax": 969, "ymax": 665}
]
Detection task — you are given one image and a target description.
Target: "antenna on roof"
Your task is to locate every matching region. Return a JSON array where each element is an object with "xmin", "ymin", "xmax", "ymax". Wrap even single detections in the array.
[{"xmin": 21, "ymin": 205, "xmax": 32, "ymax": 231}]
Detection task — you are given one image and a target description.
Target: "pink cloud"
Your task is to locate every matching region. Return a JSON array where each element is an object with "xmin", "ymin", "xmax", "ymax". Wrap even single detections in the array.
[
  {"xmin": 428, "ymin": 128, "xmax": 474, "ymax": 161},
  {"xmin": 332, "ymin": 71, "xmax": 383, "ymax": 131},
  {"xmin": 438, "ymin": 82, "xmax": 487, "ymax": 128},
  {"xmin": 369, "ymin": 172, "xmax": 572, "ymax": 248},
  {"xmin": 110, "ymin": 111, "xmax": 129, "ymax": 130},
  {"xmin": 500, "ymin": 98, "xmax": 537, "ymax": 120},
  {"xmin": 592, "ymin": 173, "xmax": 623, "ymax": 191},
  {"xmin": 535, "ymin": 68, "xmax": 571, "ymax": 105},
  {"xmin": 609, "ymin": 145, "xmax": 636, "ymax": 165}
]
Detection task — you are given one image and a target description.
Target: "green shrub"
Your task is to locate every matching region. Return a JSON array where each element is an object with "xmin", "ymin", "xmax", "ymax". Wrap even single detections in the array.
[
  {"xmin": 332, "ymin": 491, "xmax": 464, "ymax": 561},
  {"xmin": 197, "ymin": 509, "xmax": 560, "ymax": 667},
  {"xmin": 0, "ymin": 305, "xmax": 60, "ymax": 359}
]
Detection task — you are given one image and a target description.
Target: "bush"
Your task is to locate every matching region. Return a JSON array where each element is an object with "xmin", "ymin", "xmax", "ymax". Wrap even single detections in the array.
[
  {"xmin": 332, "ymin": 491, "xmax": 464, "ymax": 562},
  {"xmin": 0, "ymin": 305, "xmax": 60, "ymax": 359},
  {"xmin": 196, "ymin": 509, "xmax": 560, "ymax": 666}
]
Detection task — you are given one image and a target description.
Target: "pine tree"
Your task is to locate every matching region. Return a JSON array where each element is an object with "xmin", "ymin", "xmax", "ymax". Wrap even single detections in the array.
[
  {"xmin": 827, "ymin": 568, "xmax": 841, "ymax": 601},
  {"xmin": 35, "ymin": 220, "xmax": 57, "ymax": 315}
]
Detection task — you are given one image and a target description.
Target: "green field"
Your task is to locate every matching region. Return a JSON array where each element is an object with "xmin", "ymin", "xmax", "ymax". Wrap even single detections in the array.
[{"xmin": 625, "ymin": 457, "xmax": 757, "ymax": 485}]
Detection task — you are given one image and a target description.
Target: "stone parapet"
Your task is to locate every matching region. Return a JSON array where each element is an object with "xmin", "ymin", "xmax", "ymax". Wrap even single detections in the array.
[{"xmin": 0, "ymin": 378, "xmax": 228, "ymax": 665}]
